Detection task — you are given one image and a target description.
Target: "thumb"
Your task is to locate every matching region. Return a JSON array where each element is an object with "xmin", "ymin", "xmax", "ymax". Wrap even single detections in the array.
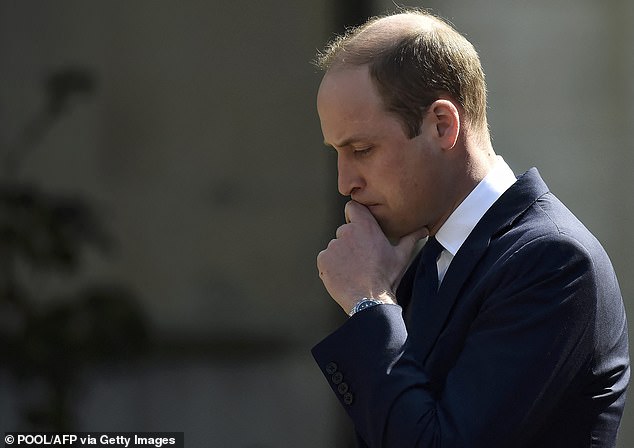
[
  {"xmin": 395, "ymin": 227, "xmax": 429, "ymax": 257},
  {"xmin": 391, "ymin": 227, "xmax": 429, "ymax": 289}
]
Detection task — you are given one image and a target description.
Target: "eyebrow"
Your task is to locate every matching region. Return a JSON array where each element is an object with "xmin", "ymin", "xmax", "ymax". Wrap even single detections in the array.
[{"xmin": 323, "ymin": 135, "xmax": 371, "ymax": 149}]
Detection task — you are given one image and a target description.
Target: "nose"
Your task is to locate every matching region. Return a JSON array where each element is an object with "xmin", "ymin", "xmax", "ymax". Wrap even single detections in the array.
[{"xmin": 337, "ymin": 154, "xmax": 364, "ymax": 196}]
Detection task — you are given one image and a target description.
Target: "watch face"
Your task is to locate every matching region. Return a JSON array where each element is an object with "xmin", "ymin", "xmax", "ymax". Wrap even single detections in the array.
[
  {"xmin": 351, "ymin": 298, "xmax": 381, "ymax": 315},
  {"xmin": 358, "ymin": 301, "xmax": 373, "ymax": 311}
]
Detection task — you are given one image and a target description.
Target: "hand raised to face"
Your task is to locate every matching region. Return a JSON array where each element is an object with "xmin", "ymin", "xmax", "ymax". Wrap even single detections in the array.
[{"xmin": 317, "ymin": 201, "xmax": 429, "ymax": 314}]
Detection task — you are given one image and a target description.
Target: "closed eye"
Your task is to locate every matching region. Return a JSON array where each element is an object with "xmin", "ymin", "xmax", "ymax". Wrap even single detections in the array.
[{"xmin": 353, "ymin": 146, "xmax": 373, "ymax": 157}]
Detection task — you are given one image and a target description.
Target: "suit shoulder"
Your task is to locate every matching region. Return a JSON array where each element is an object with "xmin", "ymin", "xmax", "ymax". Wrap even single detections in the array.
[
  {"xmin": 510, "ymin": 192, "xmax": 607, "ymax": 259},
  {"xmin": 487, "ymin": 192, "xmax": 618, "ymax": 288}
]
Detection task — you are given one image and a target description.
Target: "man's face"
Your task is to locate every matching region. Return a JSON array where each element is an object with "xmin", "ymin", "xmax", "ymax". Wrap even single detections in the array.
[{"xmin": 317, "ymin": 66, "xmax": 451, "ymax": 239}]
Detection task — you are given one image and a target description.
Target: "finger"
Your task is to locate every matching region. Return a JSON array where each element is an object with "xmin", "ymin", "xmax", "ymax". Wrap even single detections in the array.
[
  {"xmin": 316, "ymin": 248, "xmax": 328, "ymax": 273},
  {"xmin": 344, "ymin": 201, "xmax": 353, "ymax": 224},
  {"xmin": 344, "ymin": 200, "xmax": 375, "ymax": 224},
  {"xmin": 335, "ymin": 224, "xmax": 347, "ymax": 239}
]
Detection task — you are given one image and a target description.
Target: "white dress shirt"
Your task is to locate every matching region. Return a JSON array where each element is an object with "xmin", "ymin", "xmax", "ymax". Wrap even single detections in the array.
[{"xmin": 434, "ymin": 156, "xmax": 517, "ymax": 284}]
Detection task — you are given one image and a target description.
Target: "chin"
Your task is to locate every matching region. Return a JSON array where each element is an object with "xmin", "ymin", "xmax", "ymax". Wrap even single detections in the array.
[
  {"xmin": 383, "ymin": 222, "xmax": 424, "ymax": 243},
  {"xmin": 377, "ymin": 215, "xmax": 410, "ymax": 240},
  {"xmin": 379, "ymin": 222, "xmax": 400, "ymax": 241}
]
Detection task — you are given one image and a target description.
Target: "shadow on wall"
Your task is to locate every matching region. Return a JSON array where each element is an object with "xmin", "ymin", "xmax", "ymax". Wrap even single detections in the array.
[{"xmin": 0, "ymin": 67, "xmax": 148, "ymax": 431}]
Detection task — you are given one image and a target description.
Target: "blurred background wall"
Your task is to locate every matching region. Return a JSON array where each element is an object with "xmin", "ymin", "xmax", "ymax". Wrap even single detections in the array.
[{"xmin": 0, "ymin": 1, "xmax": 632, "ymax": 447}]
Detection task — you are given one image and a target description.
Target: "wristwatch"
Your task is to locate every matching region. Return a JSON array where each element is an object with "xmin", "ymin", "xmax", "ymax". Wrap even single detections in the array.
[{"xmin": 349, "ymin": 298, "xmax": 384, "ymax": 316}]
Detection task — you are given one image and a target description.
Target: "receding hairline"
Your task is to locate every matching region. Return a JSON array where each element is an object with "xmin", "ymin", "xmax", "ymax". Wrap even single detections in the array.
[
  {"xmin": 317, "ymin": 11, "xmax": 458, "ymax": 71},
  {"xmin": 360, "ymin": 11, "xmax": 449, "ymax": 37}
]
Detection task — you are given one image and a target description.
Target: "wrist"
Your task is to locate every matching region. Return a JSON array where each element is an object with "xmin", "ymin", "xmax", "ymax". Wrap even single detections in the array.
[
  {"xmin": 348, "ymin": 298, "xmax": 383, "ymax": 316},
  {"xmin": 376, "ymin": 290, "xmax": 397, "ymax": 304},
  {"xmin": 348, "ymin": 292, "xmax": 396, "ymax": 316}
]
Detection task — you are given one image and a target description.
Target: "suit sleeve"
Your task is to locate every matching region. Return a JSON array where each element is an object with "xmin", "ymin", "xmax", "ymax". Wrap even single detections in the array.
[{"xmin": 312, "ymin": 234, "xmax": 628, "ymax": 447}]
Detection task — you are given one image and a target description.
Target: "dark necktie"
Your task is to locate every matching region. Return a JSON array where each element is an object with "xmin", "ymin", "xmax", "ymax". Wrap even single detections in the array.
[
  {"xmin": 420, "ymin": 236, "xmax": 443, "ymax": 296},
  {"xmin": 406, "ymin": 236, "xmax": 444, "ymax": 348}
]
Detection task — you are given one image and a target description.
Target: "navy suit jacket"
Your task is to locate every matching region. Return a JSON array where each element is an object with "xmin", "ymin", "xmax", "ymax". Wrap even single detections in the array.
[{"xmin": 312, "ymin": 169, "xmax": 629, "ymax": 447}]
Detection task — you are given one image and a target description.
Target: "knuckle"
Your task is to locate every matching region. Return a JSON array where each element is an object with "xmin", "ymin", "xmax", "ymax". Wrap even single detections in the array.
[
  {"xmin": 317, "ymin": 246, "xmax": 333, "ymax": 265},
  {"xmin": 337, "ymin": 223, "xmax": 356, "ymax": 239}
]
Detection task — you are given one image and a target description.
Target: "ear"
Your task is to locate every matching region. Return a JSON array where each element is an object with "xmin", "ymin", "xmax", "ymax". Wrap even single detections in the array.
[{"xmin": 428, "ymin": 99, "xmax": 460, "ymax": 150}]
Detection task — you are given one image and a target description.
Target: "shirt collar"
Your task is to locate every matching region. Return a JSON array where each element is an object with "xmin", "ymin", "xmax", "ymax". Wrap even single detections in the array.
[{"xmin": 435, "ymin": 156, "xmax": 516, "ymax": 256}]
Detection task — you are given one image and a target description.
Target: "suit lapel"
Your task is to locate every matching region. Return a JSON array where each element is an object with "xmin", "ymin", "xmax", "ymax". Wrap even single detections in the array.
[{"xmin": 405, "ymin": 168, "xmax": 550, "ymax": 364}]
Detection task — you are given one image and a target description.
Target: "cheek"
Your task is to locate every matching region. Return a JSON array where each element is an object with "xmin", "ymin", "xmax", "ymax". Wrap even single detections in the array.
[
  {"xmin": 394, "ymin": 175, "xmax": 435, "ymax": 222},
  {"xmin": 384, "ymin": 179, "xmax": 422, "ymax": 227},
  {"xmin": 396, "ymin": 170, "xmax": 426, "ymax": 204}
]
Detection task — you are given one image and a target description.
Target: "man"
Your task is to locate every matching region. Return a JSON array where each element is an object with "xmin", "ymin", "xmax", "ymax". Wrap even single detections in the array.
[{"xmin": 312, "ymin": 9, "xmax": 629, "ymax": 448}]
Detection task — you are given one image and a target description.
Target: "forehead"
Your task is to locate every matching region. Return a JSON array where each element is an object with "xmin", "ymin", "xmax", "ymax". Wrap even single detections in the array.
[
  {"xmin": 317, "ymin": 66, "xmax": 380, "ymax": 112},
  {"xmin": 317, "ymin": 66, "xmax": 394, "ymax": 145}
]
